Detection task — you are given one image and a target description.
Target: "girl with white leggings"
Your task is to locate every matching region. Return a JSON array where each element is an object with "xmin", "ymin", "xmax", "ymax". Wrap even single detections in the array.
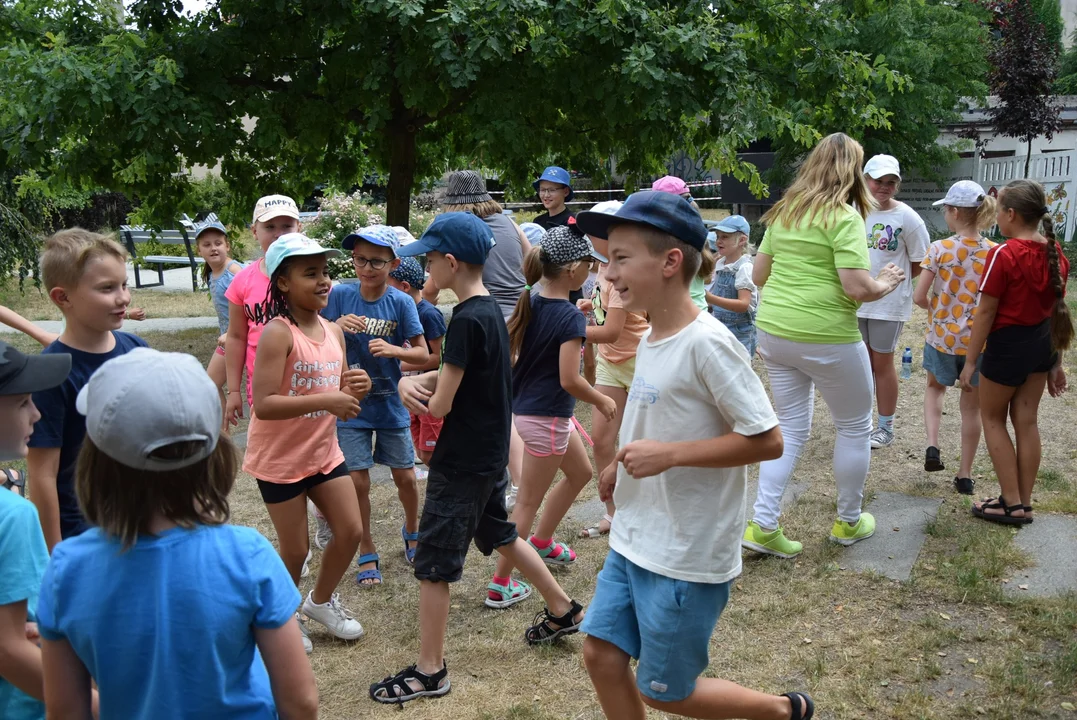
[{"xmin": 741, "ymin": 133, "xmax": 905, "ymax": 559}]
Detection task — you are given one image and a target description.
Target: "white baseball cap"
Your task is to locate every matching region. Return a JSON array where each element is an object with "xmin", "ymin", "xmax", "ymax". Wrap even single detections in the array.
[
  {"xmin": 933, "ymin": 180, "xmax": 987, "ymax": 208},
  {"xmin": 76, "ymin": 349, "xmax": 222, "ymax": 471},
  {"xmin": 864, "ymin": 155, "xmax": 902, "ymax": 180},
  {"xmin": 252, "ymin": 194, "xmax": 300, "ymax": 224}
]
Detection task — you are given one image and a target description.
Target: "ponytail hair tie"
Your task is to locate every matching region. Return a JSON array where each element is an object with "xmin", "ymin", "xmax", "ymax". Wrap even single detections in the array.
[
  {"xmin": 1043, "ymin": 206, "xmax": 1051, "ymax": 216},
  {"xmin": 524, "ymin": 284, "xmax": 531, "ymax": 291}
]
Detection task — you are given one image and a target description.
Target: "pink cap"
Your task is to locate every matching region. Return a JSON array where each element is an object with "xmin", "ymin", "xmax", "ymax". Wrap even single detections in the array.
[{"xmin": 652, "ymin": 175, "xmax": 689, "ymax": 195}]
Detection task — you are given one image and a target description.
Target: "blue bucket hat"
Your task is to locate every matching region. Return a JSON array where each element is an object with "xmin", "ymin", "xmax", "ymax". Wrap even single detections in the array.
[
  {"xmin": 714, "ymin": 215, "xmax": 751, "ymax": 237},
  {"xmin": 266, "ymin": 233, "xmax": 342, "ymax": 276},
  {"xmin": 575, "ymin": 190, "xmax": 707, "ymax": 250},
  {"xmin": 533, "ymin": 166, "xmax": 575, "ymax": 202},
  {"xmin": 389, "ymin": 256, "xmax": 426, "ymax": 290},
  {"xmin": 342, "ymin": 224, "xmax": 401, "ymax": 255},
  {"xmin": 397, "ymin": 212, "xmax": 496, "ymax": 265}
]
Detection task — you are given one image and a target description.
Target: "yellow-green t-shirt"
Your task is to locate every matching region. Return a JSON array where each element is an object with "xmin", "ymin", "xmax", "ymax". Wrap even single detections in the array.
[{"xmin": 755, "ymin": 206, "xmax": 870, "ymax": 344}]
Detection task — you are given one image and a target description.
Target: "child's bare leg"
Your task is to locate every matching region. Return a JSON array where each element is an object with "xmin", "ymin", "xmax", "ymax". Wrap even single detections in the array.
[
  {"xmin": 534, "ymin": 431, "xmax": 593, "ymax": 539},
  {"xmin": 391, "ymin": 467, "xmax": 420, "ymax": 550},
  {"xmin": 1010, "ymin": 373, "xmax": 1048, "ymax": 509},
  {"xmin": 418, "ymin": 450, "xmax": 434, "ymax": 465},
  {"xmin": 924, "ymin": 373, "xmax": 946, "ymax": 448},
  {"xmin": 591, "ymin": 385, "xmax": 628, "ymax": 530},
  {"xmin": 350, "ymin": 470, "xmax": 377, "ymax": 577},
  {"xmin": 508, "ymin": 422, "xmax": 524, "ymax": 488},
  {"xmin": 497, "ymin": 538, "xmax": 581, "ymax": 620},
  {"xmin": 493, "ymin": 452, "xmax": 562, "ymax": 578},
  {"xmin": 958, "ymin": 384, "xmax": 982, "ymax": 479},
  {"xmin": 976, "ymin": 377, "xmax": 1023, "ymax": 515},
  {"xmin": 583, "ymin": 636, "xmax": 647, "ymax": 720},
  {"xmin": 307, "ymin": 476, "xmax": 363, "ymax": 604},
  {"xmin": 206, "ymin": 351, "xmax": 229, "ymax": 434},
  {"xmin": 416, "ymin": 580, "xmax": 450, "ymax": 675},
  {"xmin": 263, "ymin": 495, "xmax": 312, "ymax": 586},
  {"xmin": 644, "ymin": 679, "xmax": 793, "ymax": 720}
]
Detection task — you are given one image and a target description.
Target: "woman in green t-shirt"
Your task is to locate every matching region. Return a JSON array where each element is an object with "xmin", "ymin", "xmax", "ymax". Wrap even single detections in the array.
[{"xmin": 741, "ymin": 133, "xmax": 905, "ymax": 560}]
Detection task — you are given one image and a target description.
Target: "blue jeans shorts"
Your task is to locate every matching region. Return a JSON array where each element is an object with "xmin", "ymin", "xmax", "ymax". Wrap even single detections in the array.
[
  {"xmin": 923, "ymin": 345, "xmax": 981, "ymax": 387},
  {"xmin": 337, "ymin": 426, "xmax": 415, "ymax": 471},
  {"xmin": 581, "ymin": 549, "xmax": 731, "ymax": 703}
]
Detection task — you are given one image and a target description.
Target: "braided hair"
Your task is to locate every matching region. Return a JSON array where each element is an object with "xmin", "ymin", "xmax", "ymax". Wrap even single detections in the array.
[{"xmin": 264, "ymin": 256, "xmax": 298, "ymax": 326}]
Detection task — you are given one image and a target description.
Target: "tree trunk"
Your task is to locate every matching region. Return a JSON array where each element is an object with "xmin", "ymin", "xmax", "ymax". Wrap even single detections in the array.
[
  {"xmin": 385, "ymin": 122, "xmax": 418, "ymax": 229},
  {"xmin": 1025, "ymin": 137, "xmax": 1032, "ymax": 178}
]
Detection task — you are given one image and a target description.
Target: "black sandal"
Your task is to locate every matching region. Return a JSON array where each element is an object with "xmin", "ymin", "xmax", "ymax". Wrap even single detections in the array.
[
  {"xmin": 953, "ymin": 476, "xmax": 975, "ymax": 495},
  {"xmin": 524, "ymin": 600, "xmax": 584, "ymax": 645},
  {"xmin": 2, "ymin": 469, "xmax": 25, "ymax": 497},
  {"xmin": 369, "ymin": 663, "xmax": 450, "ymax": 704},
  {"xmin": 970, "ymin": 497, "xmax": 1031, "ymax": 526},
  {"xmin": 782, "ymin": 691, "xmax": 815, "ymax": 719},
  {"xmin": 925, "ymin": 447, "xmax": 945, "ymax": 472}
]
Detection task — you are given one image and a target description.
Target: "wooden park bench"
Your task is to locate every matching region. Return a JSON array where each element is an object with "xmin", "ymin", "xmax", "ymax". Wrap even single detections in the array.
[{"xmin": 119, "ymin": 225, "xmax": 203, "ymax": 292}]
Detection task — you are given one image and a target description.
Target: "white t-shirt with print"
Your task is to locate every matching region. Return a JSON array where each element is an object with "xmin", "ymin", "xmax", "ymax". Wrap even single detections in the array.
[
  {"xmin": 609, "ymin": 312, "xmax": 779, "ymax": 584},
  {"xmin": 713, "ymin": 255, "xmax": 759, "ymax": 313},
  {"xmin": 857, "ymin": 201, "xmax": 930, "ymax": 322}
]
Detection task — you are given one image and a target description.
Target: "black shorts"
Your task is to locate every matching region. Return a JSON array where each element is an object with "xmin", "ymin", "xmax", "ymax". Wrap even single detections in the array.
[
  {"xmin": 256, "ymin": 462, "xmax": 349, "ymax": 504},
  {"xmin": 413, "ymin": 467, "xmax": 518, "ymax": 583},
  {"xmin": 981, "ymin": 319, "xmax": 1057, "ymax": 387}
]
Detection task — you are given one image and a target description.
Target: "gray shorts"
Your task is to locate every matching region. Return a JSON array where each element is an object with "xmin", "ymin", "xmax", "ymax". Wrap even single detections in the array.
[{"xmin": 858, "ymin": 318, "xmax": 904, "ymax": 354}]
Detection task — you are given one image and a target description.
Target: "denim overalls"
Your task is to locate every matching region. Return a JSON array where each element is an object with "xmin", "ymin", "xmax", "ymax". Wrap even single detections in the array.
[{"xmin": 709, "ymin": 264, "xmax": 757, "ymax": 357}]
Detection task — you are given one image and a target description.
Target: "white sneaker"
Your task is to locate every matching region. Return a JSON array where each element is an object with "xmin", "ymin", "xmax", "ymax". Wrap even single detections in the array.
[
  {"xmin": 870, "ymin": 427, "xmax": 894, "ymax": 449},
  {"xmin": 505, "ymin": 484, "xmax": 519, "ymax": 512},
  {"xmin": 301, "ymin": 591, "xmax": 364, "ymax": 641},
  {"xmin": 414, "ymin": 467, "xmax": 429, "ymax": 481},
  {"xmin": 308, "ymin": 498, "xmax": 333, "ymax": 550},
  {"xmin": 296, "ymin": 613, "xmax": 313, "ymax": 654},
  {"xmin": 300, "ymin": 549, "xmax": 313, "ymax": 579}
]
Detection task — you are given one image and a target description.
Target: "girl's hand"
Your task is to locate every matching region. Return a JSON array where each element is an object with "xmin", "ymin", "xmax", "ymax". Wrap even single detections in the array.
[
  {"xmin": 958, "ymin": 363, "xmax": 976, "ymax": 393},
  {"xmin": 399, "ymin": 376, "xmax": 432, "ymax": 415},
  {"xmin": 125, "ymin": 307, "xmax": 147, "ymax": 321},
  {"xmin": 617, "ymin": 440, "xmax": 674, "ymax": 479},
  {"xmin": 576, "ymin": 299, "xmax": 593, "ymax": 314},
  {"xmin": 595, "ymin": 394, "xmax": 617, "ymax": 421},
  {"xmin": 336, "ymin": 314, "xmax": 367, "ymax": 334},
  {"xmin": 225, "ymin": 392, "xmax": 244, "ymax": 426},
  {"xmin": 217, "ymin": 334, "xmax": 227, "ymax": 348},
  {"xmin": 369, "ymin": 338, "xmax": 398, "ymax": 359},
  {"xmin": 876, "ymin": 263, "xmax": 905, "ymax": 293},
  {"xmin": 1048, "ymin": 365, "xmax": 1068, "ymax": 397},
  {"xmin": 342, "ymin": 367, "xmax": 372, "ymax": 399},
  {"xmin": 324, "ymin": 390, "xmax": 361, "ymax": 420},
  {"xmin": 598, "ymin": 462, "xmax": 618, "ymax": 502}
]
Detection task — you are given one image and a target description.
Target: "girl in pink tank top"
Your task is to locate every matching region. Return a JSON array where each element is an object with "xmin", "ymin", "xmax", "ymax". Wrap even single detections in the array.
[{"xmin": 244, "ymin": 234, "xmax": 373, "ymax": 652}]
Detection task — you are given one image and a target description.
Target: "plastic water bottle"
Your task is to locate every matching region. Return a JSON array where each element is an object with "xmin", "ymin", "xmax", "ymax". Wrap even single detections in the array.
[{"xmin": 901, "ymin": 347, "xmax": 913, "ymax": 380}]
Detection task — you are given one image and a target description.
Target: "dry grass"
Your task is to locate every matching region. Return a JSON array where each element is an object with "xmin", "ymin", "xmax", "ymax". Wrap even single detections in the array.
[
  {"xmin": 0, "ymin": 283, "xmax": 214, "ymax": 321},
  {"xmin": 7, "ymin": 307, "xmax": 1077, "ymax": 719}
]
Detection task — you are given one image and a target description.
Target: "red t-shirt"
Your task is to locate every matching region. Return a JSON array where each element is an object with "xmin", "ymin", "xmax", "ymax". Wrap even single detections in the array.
[{"xmin": 979, "ymin": 238, "xmax": 1070, "ymax": 332}]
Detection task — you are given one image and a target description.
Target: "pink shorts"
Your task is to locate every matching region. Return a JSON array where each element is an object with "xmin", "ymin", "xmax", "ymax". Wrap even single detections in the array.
[{"xmin": 513, "ymin": 415, "xmax": 574, "ymax": 457}]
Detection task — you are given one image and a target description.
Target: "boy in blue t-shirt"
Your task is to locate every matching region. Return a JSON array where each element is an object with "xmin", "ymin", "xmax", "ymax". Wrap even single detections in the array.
[
  {"xmin": 27, "ymin": 229, "xmax": 148, "ymax": 551},
  {"xmin": 321, "ymin": 226, "xmax": 428, "ymax": 585},
  {"xmin": 0, "ymin": 340, "xmax": 73, "ymax": 720},
  {"xmin": 388, "ymin": 257, "xmax": 447, "ymax": 468}
]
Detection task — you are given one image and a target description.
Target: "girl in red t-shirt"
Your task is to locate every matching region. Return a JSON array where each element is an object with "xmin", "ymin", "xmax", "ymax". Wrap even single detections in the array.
[{"xmin": 960, "ymin": 179, "xmax": 1074, "ymax": 525}]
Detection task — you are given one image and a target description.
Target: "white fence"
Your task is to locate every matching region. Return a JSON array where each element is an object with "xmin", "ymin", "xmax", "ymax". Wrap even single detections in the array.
[{"xmin": 903, "ymin": 151, "xmax": 1077, "ymax": 244}]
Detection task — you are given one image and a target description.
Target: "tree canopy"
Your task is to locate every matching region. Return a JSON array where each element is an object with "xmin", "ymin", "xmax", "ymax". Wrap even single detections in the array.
[{"xmin": 0, "ymin": 0, "xmax": 989, "ymax": 227}]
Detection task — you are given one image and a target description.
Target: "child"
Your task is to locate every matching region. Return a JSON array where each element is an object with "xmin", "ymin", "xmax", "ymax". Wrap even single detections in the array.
[
  {"xmin": 960, "ymin": 179, "xmax": 1073, "ymax": 525},
  {"xmin": 0, "ymin": 341, "xmax": 72, "ymax": 720},
  {"xmin": 912, "ymin": 181, "xmax": 997, "ymax": 494},
  {"xmin": 650, "ymin": 177, "xmax": 713, "ymax": 310},
  {"xmin": 224, "ymin": 194, "xmax": 302, "ymax": 427},
  {"xmin": 576, "ymin": 200, "xmax": 650, "ymax": 540},
  {"xmin": 858, "ymin": 155, "xmax": 930, "ymax": 449},
  {"xmin": 652, "ymin": 174, "xmax": 702, "ymax": 210},
  {"xmin": 321, "ymin": 225, "xmax": 428, "ymax": 586},
  {"xmin": 27, "ymin": 229, "xmax": 148, "ymax": 551},
  {"xmin": 532, "ymin": 166, "xmax": 575, "ymax": 230},
  {"xmin": 486, "ymin": 226, "xmax": 617, "ymax": 609},
  {"xmin": 574, "ymin": 190, "xmax": 813, "ymax": 720},
  {"xmin": 195, "ymin": 219, "xmax": 245, "ymax": 430},
  {"xmin": 35, "ymin": 348, "xmax": 318, "ymax": 718},
  {"xmin": 706, "ymin": 214, "xmax": 759, "ymax": 356},
  {"xmin": 245, "ymin": 233, "xmax": 370, "ymax": 652},
  {"xmin": 388, "ymin": 256, "xmax": 447, "ymax": 468},
  {"xmin": 370, "ymin": 213, "xmax": 586, "ymax": 704}
]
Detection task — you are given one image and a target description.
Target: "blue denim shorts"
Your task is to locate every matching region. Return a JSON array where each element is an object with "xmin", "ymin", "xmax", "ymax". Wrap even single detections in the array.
[
  {"xmin": 923, "ymin": 345, "xmax": 981, "ymax": 387},
  {"xmin": 580, "ymin": 549, "xmax": 731, "ymax": 702},
  {"xmin": 337, "ymin": 426, "xmax": 415, "ymax": 471}
]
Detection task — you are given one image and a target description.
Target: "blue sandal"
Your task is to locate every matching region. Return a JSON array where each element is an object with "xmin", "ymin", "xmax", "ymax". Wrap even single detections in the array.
[
  {"xmin": 401, "ymin": 526, "xmax": 419, "ymax": 566},
  {"xmin": 356, "ymin": 553, "xmax": 382, "ymax": 587}
]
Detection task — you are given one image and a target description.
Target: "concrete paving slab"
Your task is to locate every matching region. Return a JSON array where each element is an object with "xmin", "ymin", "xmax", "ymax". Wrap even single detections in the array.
[
  {"xmin": 842, "ymin": 491, "xmax": 942, "ymax": 581},
  {"xmin": 1003, "ymin": 515, "xmax": 1077, "ymax": 598}
]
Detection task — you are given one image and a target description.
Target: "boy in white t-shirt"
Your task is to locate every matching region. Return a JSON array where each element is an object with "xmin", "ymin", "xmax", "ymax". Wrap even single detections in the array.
[
  {"xmin": 858, "ymin": 155, "xmax": 930, "ymax": 449},
  {"xmin": 575, "ymin": 192, "xmax": 815, "ymax": 720}
]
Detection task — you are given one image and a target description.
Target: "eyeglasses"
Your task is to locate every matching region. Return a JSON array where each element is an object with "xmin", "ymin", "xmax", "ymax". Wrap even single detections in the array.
[
  {"xmin": 538, "ymin": 187, "xmax": 564, "ymax": 196},
  {"xmin": 352, "ymin": 255, "xmax": 390, "ymax": 270}
]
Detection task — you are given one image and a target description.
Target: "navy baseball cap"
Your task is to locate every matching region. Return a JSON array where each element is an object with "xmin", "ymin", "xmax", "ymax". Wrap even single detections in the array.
[
  {"xmin": 193, "ymin": 220, "xmax": 227, "ymax": 241},
  {"xmin": 342, "ymin": 224, "xmax": 400, "ymax": 255},
  {"xmin": 389, "ymin": 256, "xmax": 425, "ymax": 289},
  {"xmin": 533, "ymin": 166, "xmax": 575, "ymax": 202},
  {"xmin": 575, "ymin": 190, "xmax": 708, "ymax": 250},
  {"xmin": 715, "ymin": 215, "xmax": 751, "ymax": 236},
  {"xmin": 397, "ymin": 212, "xmax": 496, "ymax": 266}
]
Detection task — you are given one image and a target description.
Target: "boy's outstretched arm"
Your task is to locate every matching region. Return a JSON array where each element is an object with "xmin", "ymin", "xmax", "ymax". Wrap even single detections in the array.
[
  {"xmin": 426, "ymin": 363, "xmax": 464, "ymax": 419},
  {"xmin": 26, "ymin": 449, "xmax": 61, "ymax": 552},
  {"xmin": 617, "ymin": 426, "xmax": 783, "ymax": 480}
]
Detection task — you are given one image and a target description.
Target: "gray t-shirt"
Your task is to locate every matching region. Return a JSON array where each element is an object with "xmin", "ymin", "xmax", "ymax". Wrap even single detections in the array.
[{"xmin": 482, "ymin": 213, "xmax": 526, "ymax": 319}]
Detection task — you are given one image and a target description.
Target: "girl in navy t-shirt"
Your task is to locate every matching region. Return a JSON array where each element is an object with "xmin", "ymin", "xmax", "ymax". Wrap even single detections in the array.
[{"xmin": 486, "ymin": 225, "xmax": 617, "ymax": 609}]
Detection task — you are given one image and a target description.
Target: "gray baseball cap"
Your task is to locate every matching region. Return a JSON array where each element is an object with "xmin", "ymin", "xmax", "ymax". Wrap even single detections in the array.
[{"xmin": 76, "ymin": 348, "xmax": 222, "ymax": 471}]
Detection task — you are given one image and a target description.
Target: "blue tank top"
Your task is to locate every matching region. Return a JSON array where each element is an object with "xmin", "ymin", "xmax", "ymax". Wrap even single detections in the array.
[{"xmin": 211, "ymin": 262, "xmax": 246, "ymax": 334}]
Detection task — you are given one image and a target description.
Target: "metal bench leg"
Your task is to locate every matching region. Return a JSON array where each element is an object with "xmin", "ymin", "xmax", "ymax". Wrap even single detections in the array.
[{"xmin": 157, "ymin": 263, "xmax": 165, "ymax": 287}]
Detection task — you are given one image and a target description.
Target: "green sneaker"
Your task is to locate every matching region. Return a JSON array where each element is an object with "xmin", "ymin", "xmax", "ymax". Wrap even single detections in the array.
[
  {"xmin": 741, "ymin": 521, "xmax": 803, "ymax": 559},
  {"xmin": 829, "ymin": 512, "xmax": 876, "ymax": 546}
]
